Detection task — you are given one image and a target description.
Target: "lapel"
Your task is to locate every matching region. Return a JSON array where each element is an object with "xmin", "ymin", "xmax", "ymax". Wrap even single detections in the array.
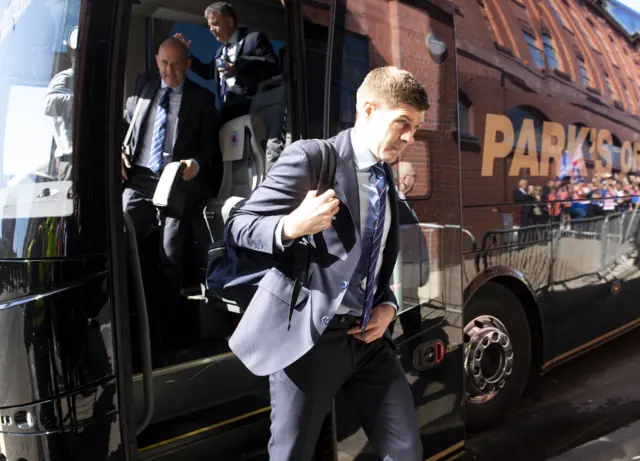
[
  {"xmin": 236, "ymin": 27, "xmax": 249, "ymax": 58},
  {"xmin": 333, "ymin": 129, "xmax": 361, "ymax": 236},
  {"xmin": 377, "ymin": 162, "xmax": 400, "ymax": 288},
  {"xmin": 134, "ymin": 76, "xmax": 160, "ymax": 157}
]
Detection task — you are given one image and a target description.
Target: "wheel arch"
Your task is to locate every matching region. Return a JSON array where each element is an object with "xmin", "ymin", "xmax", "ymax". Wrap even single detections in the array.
[{"xmin": 464, "ymin": 266, "xmax": 546, "ymax": 374}]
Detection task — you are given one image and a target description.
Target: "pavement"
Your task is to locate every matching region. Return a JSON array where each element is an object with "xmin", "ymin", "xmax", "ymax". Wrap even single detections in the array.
[{"xmin": 549, "ymin": 420, "xmax": 640, "ymax": 461}]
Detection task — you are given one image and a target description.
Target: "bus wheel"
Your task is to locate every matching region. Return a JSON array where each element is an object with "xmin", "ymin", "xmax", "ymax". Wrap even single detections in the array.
[{"xmin": 464, "ymin": 282, "xmax": 531, "ymax": 431}]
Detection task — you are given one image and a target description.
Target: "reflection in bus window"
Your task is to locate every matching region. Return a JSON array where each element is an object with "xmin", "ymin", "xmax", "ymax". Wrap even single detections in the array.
[{"xmin": 0, "ymin": 0, "xmax": 80, "ymax": 219}]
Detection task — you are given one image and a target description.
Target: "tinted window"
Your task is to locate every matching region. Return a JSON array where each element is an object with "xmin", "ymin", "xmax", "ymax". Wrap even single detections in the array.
[{"xmin": 0, "ymin": 0, "xmax": 81, "ymax": 220}]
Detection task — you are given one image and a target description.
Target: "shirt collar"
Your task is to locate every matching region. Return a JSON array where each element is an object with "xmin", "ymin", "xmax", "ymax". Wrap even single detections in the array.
[
  {"xmin": 161, "ymin": 78, "xmax": 185, "ymax": 94},
  {"xmin": 350, "ymin": 128, "xmax": 378, "ymax": 171}
]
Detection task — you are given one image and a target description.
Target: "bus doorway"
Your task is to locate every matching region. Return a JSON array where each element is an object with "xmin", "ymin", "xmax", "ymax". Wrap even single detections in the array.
[
  {"xmin": 114, "ymin": 0, "xmax": 466, "ymax": 459},
  {"xmin": 0, "ymin": 0, "xmax": 466, "ymax": 459}
]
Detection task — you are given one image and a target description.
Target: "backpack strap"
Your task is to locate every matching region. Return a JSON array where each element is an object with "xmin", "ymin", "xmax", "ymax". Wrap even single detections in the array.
[{"xmin": 287, "ymin": 139, "xmax": 337, "ymax": 330}]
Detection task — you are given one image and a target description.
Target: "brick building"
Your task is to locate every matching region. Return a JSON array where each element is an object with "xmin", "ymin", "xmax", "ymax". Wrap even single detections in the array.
[
  {"xmin": 455, "ymin": 0, "xmax": 640, "ymax": 236},
  {"xmin": 300, "ymin": 0, "xmax": 640, "ymax": 269}
]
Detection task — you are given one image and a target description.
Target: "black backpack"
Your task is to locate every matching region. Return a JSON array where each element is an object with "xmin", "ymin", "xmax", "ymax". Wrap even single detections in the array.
[{"xmin": 205, "ymin": 139, "xmax": 337, "ymax": 325}]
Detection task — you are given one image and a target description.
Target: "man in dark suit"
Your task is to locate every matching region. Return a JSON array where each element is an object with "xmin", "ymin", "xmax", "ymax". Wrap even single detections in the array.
[
  {"xmin": 174, "ymin": 2, "xmax": 280, "ymax": 124},
  {"xmin": 226, "ymin": 66, "xmax": 429, "ymax": 461},
  {"xmin": 122, "ymin": 38, "xmax": 220, "ymax": 347},
  {"xmin": 514, "ymin": 179, "xmax": 534, "ymax": 228}
]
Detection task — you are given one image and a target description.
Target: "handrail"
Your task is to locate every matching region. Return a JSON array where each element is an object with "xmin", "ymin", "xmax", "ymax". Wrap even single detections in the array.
[{"xmin": 123, "ymin": 212, "xmax": 154, "ymax": 435}]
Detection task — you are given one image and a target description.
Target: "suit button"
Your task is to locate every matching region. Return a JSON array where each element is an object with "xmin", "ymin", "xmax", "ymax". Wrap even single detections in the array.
[
  {"xmin": 340, "ymin": 281, "xmax": 348, "ymax": 290},
  {"xmin": 322, "ymin": 316, "xmax": 330, "ymax": 325}
]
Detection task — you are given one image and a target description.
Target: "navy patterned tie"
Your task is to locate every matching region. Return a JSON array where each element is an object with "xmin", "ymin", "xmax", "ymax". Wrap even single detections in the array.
[
  {"xmin": 361, "ymin": 162, "xmax": 387, "ymax": 333},
  {"xmin": 149, "ymin": 88, "xmax": 171, "ymax": 174}
]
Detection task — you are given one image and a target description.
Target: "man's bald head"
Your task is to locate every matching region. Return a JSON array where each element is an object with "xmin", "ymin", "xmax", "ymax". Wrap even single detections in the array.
[
  {"xmin": 156, "ymin": 37, "xmax": 191, "ymax": 88},
  {"xmin": 159, "ymin": 38, "xmax": 190, "ymax": 60},
  {"xmin": 397, "ymin": 161, "xmax": 416, "ymax": 196}
]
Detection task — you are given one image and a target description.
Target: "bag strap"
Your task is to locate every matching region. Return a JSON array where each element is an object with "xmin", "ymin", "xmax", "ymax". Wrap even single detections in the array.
[
  {"xmin": 123, "ymin": 97, "xmax": 144, "ymax": 154},
  {"xmin": 287, "ymin": 139, "xmax": 337, "ymax": 330}
]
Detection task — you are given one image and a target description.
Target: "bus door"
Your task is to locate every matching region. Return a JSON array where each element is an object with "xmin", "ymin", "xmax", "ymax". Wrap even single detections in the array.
[
  {"xmin": 0, "ymin": 0, "xmax": 142, "ymax": 459},
  {"xmin": 110, "ymin": 0, "xmax": 466, "ymax": 460},
  {"xmin": 109, "ymin": 0, "xmax": 316, "ymax": 459},
  {"xmin": 312, "ymin": 0, "xmax": 466, "ymax": 458}
]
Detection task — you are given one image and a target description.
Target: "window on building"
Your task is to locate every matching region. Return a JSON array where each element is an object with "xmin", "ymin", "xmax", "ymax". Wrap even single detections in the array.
[
  {"xmin": 621, "ymin": 81, "xmax": 633, "ymax": 112},
  {"xmin": 604, "ymin": 72, "xmax": 615, "ymax": 98},
  {"xmin": 586, "ymin": 20, "xmax": 599, "ymax": 51},
  {"xmin": 542, "ymin": 33, "xmax": 559, "ymax": 69},
  {"xmin": 578, "ymin": 56, "xmax": 590, "ymax": 87},
  {"xmin": 524, "ymin": 31, "xmax": 545, "ymax": 68},
  {"xmin": 505, "ymin": 105, "xmax": 550, "ymax": 155},
  {"xmin": 549, "ymin": 0, "xmax": 570, "ymax": 30},
  {"xmin": 480, "ymin": 1, "xmax": 499, "ymax": 43},
  {"xmin": 458, "ymin": 92, "xmax": 472, "ymax": 136}
]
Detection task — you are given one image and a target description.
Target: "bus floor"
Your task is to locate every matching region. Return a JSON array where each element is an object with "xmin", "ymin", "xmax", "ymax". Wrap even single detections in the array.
[{"xmin": 465, "ymin": 324, "xmax": 640, "ymax": 461}]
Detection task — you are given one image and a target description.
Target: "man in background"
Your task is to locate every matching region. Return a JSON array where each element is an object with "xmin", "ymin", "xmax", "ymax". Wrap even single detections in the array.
[{"xmin": 175, "ymin": 1, "xmax": 280, "ymax": 124}]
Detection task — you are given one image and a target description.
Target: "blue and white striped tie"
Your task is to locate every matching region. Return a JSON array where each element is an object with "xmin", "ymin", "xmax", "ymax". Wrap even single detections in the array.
[
  {"xmin": 361, "ymin": 162, "xmax": 387, "ymax": 333},
  {"xmin": 149, "ymin": 88, "xmax": 171, "ymax": 174}
]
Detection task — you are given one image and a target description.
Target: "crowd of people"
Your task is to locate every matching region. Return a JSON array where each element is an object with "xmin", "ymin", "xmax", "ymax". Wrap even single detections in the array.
[{"xmin": 514, "ymin": 173, "xmax": 640, "ymax": 227}]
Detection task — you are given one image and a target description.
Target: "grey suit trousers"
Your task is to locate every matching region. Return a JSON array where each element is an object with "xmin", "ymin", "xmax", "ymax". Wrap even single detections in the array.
[{"xmin": 267, "ymin": 314, "xmax": 422, "ymax": 461}]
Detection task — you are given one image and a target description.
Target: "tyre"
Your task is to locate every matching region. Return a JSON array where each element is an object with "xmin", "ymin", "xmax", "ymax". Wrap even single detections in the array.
[{"xmin": 464, "ymin": 282, "xmax": 532, "ymax": 431}]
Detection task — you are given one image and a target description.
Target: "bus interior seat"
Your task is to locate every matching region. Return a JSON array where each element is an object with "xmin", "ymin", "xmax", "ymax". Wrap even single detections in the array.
[
  {"xmin": 202, "ymin": 113, "xmax": 267, "ymax": 242},
  {"xmin": 187, "ymin": 46, "xmax": 291, "ymax": 316}
]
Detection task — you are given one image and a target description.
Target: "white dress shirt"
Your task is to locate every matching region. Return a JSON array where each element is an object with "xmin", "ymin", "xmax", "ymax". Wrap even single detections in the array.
[
  {"xmin": 220, "ymin": 28, "xmax": 240, "ymax": 89},
  {"xmin": 135, "ymin": 79, "xmax": 198, "ymax": 172}
]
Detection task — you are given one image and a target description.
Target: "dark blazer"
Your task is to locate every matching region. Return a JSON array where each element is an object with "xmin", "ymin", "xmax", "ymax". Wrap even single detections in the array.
[
  {"xmin": 514, "ymin": 188, "xmax": 534, "ymax": 226},
  {"xmin": 190, "ymin": 27, "xmax": 279, "ymax": 100},
  {"xmin": 124, "ymin": 73, "xmax": 222, "ymax": 198},
  {"xmin": 226, "ymin": 128, "xmax": 400, "ymax": 376}
]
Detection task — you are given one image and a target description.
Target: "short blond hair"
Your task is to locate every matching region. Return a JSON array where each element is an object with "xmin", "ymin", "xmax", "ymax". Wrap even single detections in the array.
[{"xmin": 357, "ymin": 66, "xmax": 429, "ymax": 111}]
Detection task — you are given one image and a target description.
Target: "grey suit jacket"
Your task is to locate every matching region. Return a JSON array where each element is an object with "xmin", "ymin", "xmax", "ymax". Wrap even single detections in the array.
[{"xmin": 227, "ymin": 128, "xmax": 400, "ymax": 376}]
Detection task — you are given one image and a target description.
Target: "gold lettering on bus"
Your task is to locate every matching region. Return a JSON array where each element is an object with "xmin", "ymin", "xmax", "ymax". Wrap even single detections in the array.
[
  {"xmin": 540, "ymin": 121, "xmax": 565, "ymax": 176},
  {"xmin": 480, "ymin": 114, "xmax": 637, "ymax": 177},
  {"xmin": 620, "ymin": 141, "xmax": 634, "ymax": 174},
  {"xmin": 595, "ymin": 129, "xmax": 612, "ymax": 175},
  {"xmin": 509, "ymin": 119, "xmax": 540, "ymax": 176},
  {"xmin": 481, "ymin": 114, "xmax": 514, "ymax": 176}
]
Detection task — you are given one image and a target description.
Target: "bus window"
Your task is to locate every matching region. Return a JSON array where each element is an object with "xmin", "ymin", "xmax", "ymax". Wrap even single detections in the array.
[{"xmin": 0, "ymin": 0, "xmax": 81, "ymax": 257}]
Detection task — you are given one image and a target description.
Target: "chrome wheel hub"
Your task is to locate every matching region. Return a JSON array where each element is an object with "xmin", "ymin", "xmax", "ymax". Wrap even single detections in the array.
[{"xmin": 464, "ymin": 315, "xmax": 514, "ymax": 403}]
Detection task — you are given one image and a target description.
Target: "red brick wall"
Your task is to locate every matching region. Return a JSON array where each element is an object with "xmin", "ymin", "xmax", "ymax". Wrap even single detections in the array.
[{"xmin": 301, "ymin": 0, "xmax": 640, "ymax": 273}]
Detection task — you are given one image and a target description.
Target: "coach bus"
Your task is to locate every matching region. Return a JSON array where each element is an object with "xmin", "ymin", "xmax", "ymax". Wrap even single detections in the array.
[{"xmin": 1, "ymin": 0, "xmax": 639, "ymax": 459}]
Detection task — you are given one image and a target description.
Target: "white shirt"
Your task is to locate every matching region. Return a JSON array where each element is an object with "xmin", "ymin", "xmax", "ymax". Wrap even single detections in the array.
[
  {"xmin": 135, "ymin": 79, "xmax": 183, "ymax": 170},
  {"xmin": 221, "ymin": 28, "xmax": 240, "ymax": 89}
]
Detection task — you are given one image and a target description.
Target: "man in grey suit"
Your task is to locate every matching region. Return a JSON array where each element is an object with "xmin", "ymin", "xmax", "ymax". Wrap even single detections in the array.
[{"xmin": 226, "ymin": 66, "xmax": 429, "ymax": 460}]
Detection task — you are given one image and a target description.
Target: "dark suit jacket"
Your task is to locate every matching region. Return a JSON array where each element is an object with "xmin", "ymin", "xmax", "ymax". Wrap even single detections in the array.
[
  {"xmin": 226, "ymin": 128, "xmax": 400, "ymax": 376},
  {"xmin": 124, "ymin": 73, "xmax": 222, "ymax": 199},
  {"xmin": 190, "ymin": 27, "xmax": 279, "ymax": 101},
  {"xmin": 514, "ymin": 188, "xmax": 535, "ymax": 225}
]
